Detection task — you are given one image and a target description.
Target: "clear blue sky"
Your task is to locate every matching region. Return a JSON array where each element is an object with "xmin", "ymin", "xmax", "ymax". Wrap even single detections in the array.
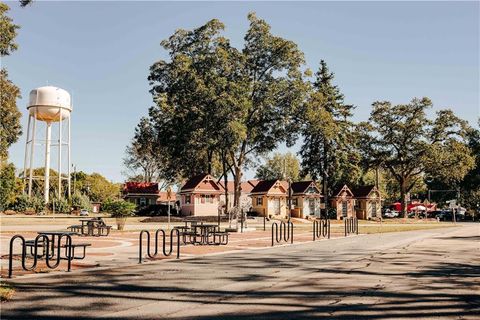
[{"xmin": 4, "ymin": 1, "xmax": 479, "ymax": 182}]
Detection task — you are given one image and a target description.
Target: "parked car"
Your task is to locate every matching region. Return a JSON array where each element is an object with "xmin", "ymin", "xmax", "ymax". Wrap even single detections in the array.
[
  {"xmin": 383, "ymin": 209, "xmax": 399, "ymax": 218},
  {"xmin": 80, "ymin": 209, "xmax": 89, "ymax": 216}
]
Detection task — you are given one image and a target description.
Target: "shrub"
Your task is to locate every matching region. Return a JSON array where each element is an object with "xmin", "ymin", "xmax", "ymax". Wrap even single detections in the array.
[
  {"xmin": 11, "ymin": 194, "xmax": 30, "ymax": 212},
  {"xmin": 70, "ymin": 193, "xmax": 92, "ymax": 211},
  {"xmin": 11, "ymin": 194, "xmax": 46, "ymax": 213},
  {"xmin": 105, "ymin": 199, "xmax": 136, "ymax": 217},
  {"xmin": 49, "ymin": 197, "xmax": 70, "ymax": 213}
]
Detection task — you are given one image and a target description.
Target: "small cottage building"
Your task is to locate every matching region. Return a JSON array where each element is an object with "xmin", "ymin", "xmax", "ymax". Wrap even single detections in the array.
[
  {"xmin": 290, "ymin": 181, "xmax": 322, "ymax": 218},
  {"xmin": 123, "ymin": 182, "xmax": 160, "ymax": 207},
  {"xmin": 218, "ymin": 180, "xmax": 259, "ymax": 212},
  {"xmin": 352, "ymin": 185, "xmax": 381, "ymax": 219},
  {"xmin": 330, "ymin": 185, "xmax": 355, "ymax": 220},
  {"xmin": 250, "ymin": 180, "xmax": 288, "ymax": 218},
  {"xmin": 179, "ymin": 174, "xmax": 223, "ymax": 216}
]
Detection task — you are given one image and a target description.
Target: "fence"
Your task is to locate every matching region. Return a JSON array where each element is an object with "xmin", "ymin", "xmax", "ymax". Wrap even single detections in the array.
[
  {"xmin": 271, "ymin": 220, "xmax": 294, "ymax": 246},
  {"xmin": 138, "ymin": 228, "xmax": 181, "ymax": 263},
  {"xmin": 344, "ymin": 217, "xmax": 359, "ymax": 236},
  {"xmin": 313, "ymin": 218, "xmax": 330, "ymax": 240},
  {"xmin": 8, "ymin": 234, "xmax": 73, "ymax": 278}
]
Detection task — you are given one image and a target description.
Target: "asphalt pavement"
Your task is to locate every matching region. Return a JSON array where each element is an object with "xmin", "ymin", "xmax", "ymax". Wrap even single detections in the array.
[{"xmin": 1, "ymin": 223, "xmax": 479, "ymax": 319}]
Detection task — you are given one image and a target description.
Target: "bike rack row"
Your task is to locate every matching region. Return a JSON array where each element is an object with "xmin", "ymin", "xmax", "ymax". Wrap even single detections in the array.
[
  {"xmin": 271, "ymin": 220, "xmax": 294, "ymax": 246},
  {"xmin": 8, "ymin": 234, "xmax": 73, "ymax": 278},
  {"xmin": 344, "ymin": 217, "xmax": 359, "ymax": 236},
  {"xmin": 138, "ymin": 228, "xmax": 181, "ymax": 263},
  {"xmin": 313, "ymin": 218, "xmax": 330, "ymax": 240}
]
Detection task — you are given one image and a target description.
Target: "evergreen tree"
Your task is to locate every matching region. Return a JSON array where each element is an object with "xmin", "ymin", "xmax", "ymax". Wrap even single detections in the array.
[{"xmin": 299, "ymin": 60, "xmax": 360, "ymax": 210}]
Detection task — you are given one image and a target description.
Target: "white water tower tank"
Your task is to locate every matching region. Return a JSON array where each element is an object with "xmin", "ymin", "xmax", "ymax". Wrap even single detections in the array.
[
  {"xmin": 23, "ymin": 85, "xmax": 73, "ymax": 205},
  {"xmin": 28, "ymin": 86, "xmax": 72, "ymax": 122}
]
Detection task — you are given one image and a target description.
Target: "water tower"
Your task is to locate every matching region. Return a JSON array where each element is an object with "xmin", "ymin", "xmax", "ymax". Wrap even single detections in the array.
[{"xmin": 23, "ymin": 86, "xmax": 72, "ymax": 204}]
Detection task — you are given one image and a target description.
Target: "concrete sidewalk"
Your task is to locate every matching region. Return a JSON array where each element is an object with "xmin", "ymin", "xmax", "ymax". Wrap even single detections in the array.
[{"xmin": 1, "ymin": 223, "xmax": 479, "ymax": 319}]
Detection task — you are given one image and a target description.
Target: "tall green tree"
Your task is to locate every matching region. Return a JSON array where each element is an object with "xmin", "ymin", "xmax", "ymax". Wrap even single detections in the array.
[
  {"xmin": 124, "ymin": 117, "xmax": 170, "ymax": 183},
  {"xmin": 0, "ymin": 3, "xmax": 22, "ymax": 161},
  {"xmin": 148, "ymin": 19, "xmax": 237, "ymax": 180},
  {"xmin": 358, "ymin": 98, "xmax": 475, "ymax": 216},
  {"xmin": 148, "ymin": 13, "xmax": 308, "ymax": 209},
  {"xmin": 225, "ymin": 13, "xmax": 307, "ymax": 207},
  {"xmin": 299, "ymin": 60, "xmax": 359, "ymax": 209},
  {"xmin": 255, "ymin": 152, "xmax": 301, "ymax": 182}
]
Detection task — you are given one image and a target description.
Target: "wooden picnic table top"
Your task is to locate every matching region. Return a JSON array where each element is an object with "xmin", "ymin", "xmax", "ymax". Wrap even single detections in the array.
[{"xmin": 38, "ymin": 231, "xmax": 78, "ymax": 236}]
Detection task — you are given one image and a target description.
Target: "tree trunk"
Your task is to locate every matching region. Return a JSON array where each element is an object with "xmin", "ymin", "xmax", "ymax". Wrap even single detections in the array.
[
  {"xmin": 221, "ymin": 152, "xmax": 229, "ymax": 215},
  {"xmin": 322, "ymin": 143, "xmax": 329, "ymax": 218},
  {"xmin": 233, "ymin": 165, "xmax": 243, "ymax": 208},
  {"xmin": 400, "ymin": 179, "xmax": 408, "ymax": 218}
]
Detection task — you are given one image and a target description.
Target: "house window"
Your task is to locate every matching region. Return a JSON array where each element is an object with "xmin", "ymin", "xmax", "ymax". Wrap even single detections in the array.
[
  {"xmin": 371, "ymin": 201, "xmax": 377, "ymax": 217},
  {"xmin": 201, "ymin": 195, "xmax": 206, "ymax": 204},
  {"xmin": 139, "ymin": 198, "xmax": 146, "ymax": 206},
  {"xmin": 342, "ymin": 201, "xmax": 348, "ymax": 217},
  {"xmin": 256, "ymin": 197, "xmax": 263, "ymax": 206},
  {"xmin": 292, "ymin": 198, "xmax": 298, "ymax": 206},
  {"xmin": 209, "ymin": 195, "xmax": 214, "ymax": 203},
  {"xmin": 185, "ymin": 195, "xmax": 191, "ymax": 204}
]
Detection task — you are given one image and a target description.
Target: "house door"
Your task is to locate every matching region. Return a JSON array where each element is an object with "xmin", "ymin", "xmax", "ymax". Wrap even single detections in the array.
[
  {"xmin": 273, "ymin": 198, "xmax": 281, "ymax": 215},
  {"xmin": 342, "ymin": 201, "xmax": 348, "ymax": 217},
  {"xmin": 371, "ymin": 201, "xmax": 377, "ymax": 218},
  {"xmin": 308, "ymin": 199, "xmax": 315, "ymax": 216}
]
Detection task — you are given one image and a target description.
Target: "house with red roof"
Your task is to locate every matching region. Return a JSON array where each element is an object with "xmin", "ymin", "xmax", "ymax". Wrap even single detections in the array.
[
  {"xmin": 179, "ymin": 174, "xmax": 223, "ymax": 216},
  {"xmin": 249, "ymin": 180, "xmax": 288, "ymax": 218},
  {"xmin": 123, "ymin": 182, "xmax": 176, "ymax": 207},
  {"xmin": 218, "ymin": 180, "xmax": 259, "ymax": 211},
  {"xmin": 290, "ymin": 181, "xmax": 323, "ymax": 218},
  {"xmin": 352, "ymin": 185, "xmax": 381, "ymax": 219}
]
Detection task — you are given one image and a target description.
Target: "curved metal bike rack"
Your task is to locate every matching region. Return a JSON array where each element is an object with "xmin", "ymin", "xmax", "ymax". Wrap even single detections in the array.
[
  {"xmin": 271, "ymin": 220, "xmax": 294, "ymax": 246},
  {"xmin": 344, "ymin": 217, "xmax": 359, "ymax": 236},
  {"xmin": 138, "ymin": 228, "xmax": 181, "ymax": 263},
  {"xmin": 313, "ymin": 218, "xmax": 330, "ymax": 240},
  {"xmin": 8, "ymin": 234, "xmax": 73, "ymax": 278}
]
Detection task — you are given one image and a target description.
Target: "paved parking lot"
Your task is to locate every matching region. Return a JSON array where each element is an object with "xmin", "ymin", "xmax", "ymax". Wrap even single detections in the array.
[{"xmin": 1, "ymin": 223, "xmax": 478, "ymax": 319}]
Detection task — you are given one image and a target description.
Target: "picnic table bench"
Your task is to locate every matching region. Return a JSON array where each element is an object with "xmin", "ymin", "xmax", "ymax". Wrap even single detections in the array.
[{"xmin": 68, "ymin": 218, "xmax": 112, "ymax": 237}]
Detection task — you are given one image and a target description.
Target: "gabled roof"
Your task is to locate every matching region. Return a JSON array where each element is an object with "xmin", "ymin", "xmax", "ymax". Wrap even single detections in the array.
[
  {"xmin": 219, "ymin": 180, "xmax": 260, "ymax": 194},
  {"xmin": 290, "ymin": 181, "xmax": 321, "ymax": 195},
  {"xmin": 180, "ymin": 174, "xmax": 222, "ymax": 194},
  {"xmin": 250, "ymin": 180, "xmax": 287, "ymax": 195},
  {"xmin": 181, "ymin": 174, "xmax": 208, "ymax": 191},
  {"xmin": 331, "ymin": 184, "xmax": 354, "ymax": 198},
  {"xmin": 352, "ymin": 185, "xmax": 378, "ymax": 198},
  {"xmin": 124, "ymin": 182, "xmax": 159, "ymax": 194}
]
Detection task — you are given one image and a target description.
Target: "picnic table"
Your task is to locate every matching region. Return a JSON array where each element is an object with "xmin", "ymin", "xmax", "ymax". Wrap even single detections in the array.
[
  {"xmin": 36, "ymin": 231, "xmax": 78, "ymax": 256},
  {"xmin": 69, "ymin": 218, "xmax": 112, "ymax": 237},
  {"xmin": 36, "ymin": 231, "xmax": 91, "ymax": 260}
]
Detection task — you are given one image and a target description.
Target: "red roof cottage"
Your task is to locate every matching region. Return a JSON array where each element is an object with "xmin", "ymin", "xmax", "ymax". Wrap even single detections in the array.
[
  {"xmin": 179, "ymin": 174, "xmax": 223, "ymax": 216},
  {"xmin": 123, "ymin": 182, "xmax": 160, "ymax": 207}
]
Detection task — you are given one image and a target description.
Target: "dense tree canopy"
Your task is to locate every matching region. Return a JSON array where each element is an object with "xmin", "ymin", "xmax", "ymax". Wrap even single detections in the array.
[
  {"xmin": 255, "ymin": 152, "xmax": 301, "ymax": 182},
  {"xmin": 0, "ymin": 3, "xmax": 22, "ymax": 161},
  {"xmin": 358, "ymin": 98, "xmax": 475, "ymax": 216},
  {"xmin": 146, "ymin": 13, "xmax": 307, "ymax": 208},
  {"xmin": 299, "ymin": 60, "xmax": 360, "ymax": 209}
]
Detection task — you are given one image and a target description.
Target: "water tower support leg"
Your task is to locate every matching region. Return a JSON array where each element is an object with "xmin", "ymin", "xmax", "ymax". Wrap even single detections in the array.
[
  {"xmin": 44, "ymin": 122, "xmax": 52, "ymax": 204},
  {"xmin": 67, "ymin": 116, "xmax": 71, "ymax": 198},
  {"xmin": 22, "ymin": 115, "xmax": 31, "ymax": 194},
  {"xmin": 58, "ymin": 110, "xmax": 62, "ymax": 198},
  {"xmin": 28, "ymin": 113, "xmax": 37, "ymax": 198}
]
